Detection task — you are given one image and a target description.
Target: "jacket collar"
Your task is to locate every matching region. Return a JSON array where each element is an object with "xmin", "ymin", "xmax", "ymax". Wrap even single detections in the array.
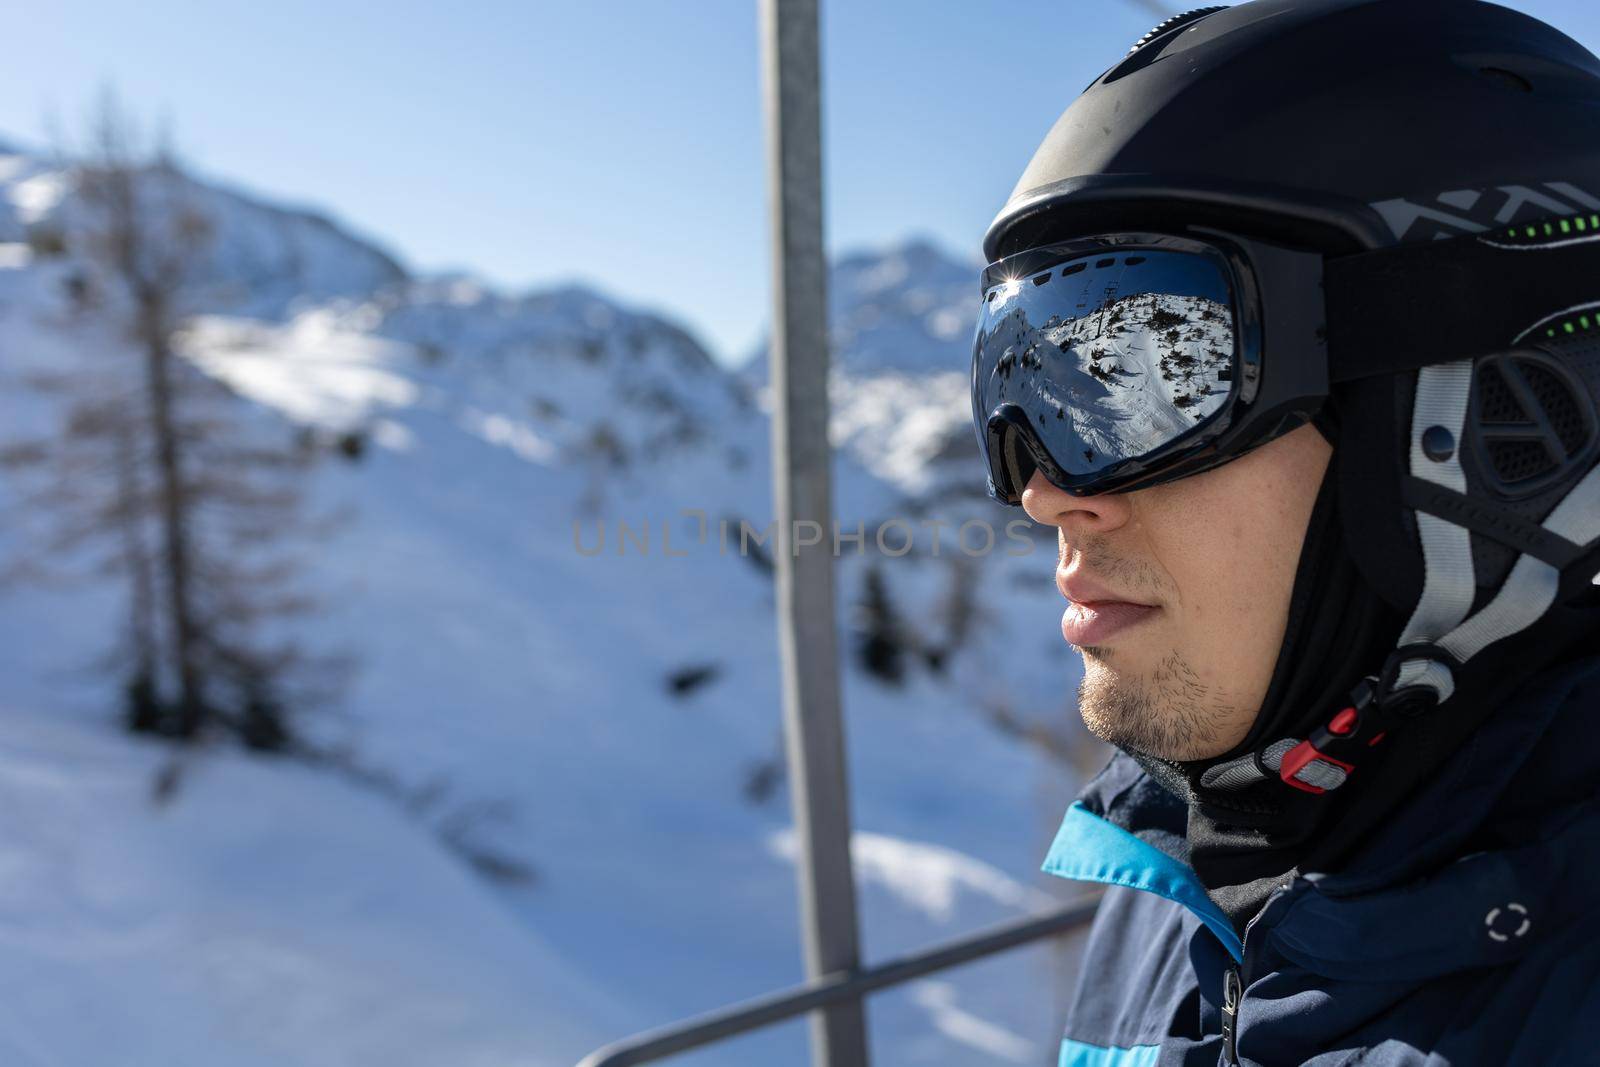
[
  {"xmin": 1042, "ymin": 743, "xmax": 1244, "ymax": 961},
  {"xmin": 1042, "ymin": 798, "xmax": 1243, "ymax": 962}
]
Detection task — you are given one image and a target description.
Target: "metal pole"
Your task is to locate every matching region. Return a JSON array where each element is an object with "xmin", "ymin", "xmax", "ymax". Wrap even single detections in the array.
[{"xmin": 759, "ymin": 1, "xmax": 869, "ymax": 1066}]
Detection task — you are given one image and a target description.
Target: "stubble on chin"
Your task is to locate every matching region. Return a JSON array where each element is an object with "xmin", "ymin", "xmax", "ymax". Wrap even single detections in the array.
[
  {"xmin": 1075, "ymin": 647, "xmax": 1239, "ymax": 761},
  {"xmin": 1062, "ymin": 532, "xmax": 1244, "ymax": 759}
]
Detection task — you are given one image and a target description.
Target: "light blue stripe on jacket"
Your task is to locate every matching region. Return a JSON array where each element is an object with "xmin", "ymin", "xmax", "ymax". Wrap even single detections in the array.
[
  {"xmin": 1041, "ymin": 800, "xmax": 1243, "ymax": 962},
  {"xmin": 1059, "ymin": 1036, "xmax": 1161, "ymax": 1067}
]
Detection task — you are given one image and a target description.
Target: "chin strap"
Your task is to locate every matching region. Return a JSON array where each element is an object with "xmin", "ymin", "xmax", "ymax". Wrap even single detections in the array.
[{"xmin": 1203, "ymin": 357, "xmax": 1600, "ymax": 796}]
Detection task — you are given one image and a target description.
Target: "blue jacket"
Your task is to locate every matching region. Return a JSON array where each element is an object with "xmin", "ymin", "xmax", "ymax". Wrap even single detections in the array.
[{"xmin": 1044, "ymin": 653, "xmax": 1600, "ymax": 1067}]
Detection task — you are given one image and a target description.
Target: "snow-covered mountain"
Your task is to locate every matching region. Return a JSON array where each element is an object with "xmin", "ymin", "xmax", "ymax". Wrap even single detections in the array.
[
  {"xmin": 742, "ymin": 237, "xmax": 988, "ymax": 498},
  {"xmin": 0, "ymin": 147, "xmax": 405, "ymax": 319},
  {"xmin": 828, "ymin": 236, "xmax": 981, "ymax": 378},
  {"xmin": 0, "ymin": 142, "xmax": 1092, "ymax": 1066}
]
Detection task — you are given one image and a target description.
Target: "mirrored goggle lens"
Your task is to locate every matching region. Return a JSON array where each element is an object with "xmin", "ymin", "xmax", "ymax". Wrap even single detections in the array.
[{"xmin": 972, "ymin": 247, "xmax": 1238, "ymax": 483}]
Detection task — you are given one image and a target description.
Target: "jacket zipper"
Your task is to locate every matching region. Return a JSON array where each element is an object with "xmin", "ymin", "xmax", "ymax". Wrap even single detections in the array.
[
  {"xmin": 1221, "ymin": 964, "xmax": 1242, "ymax": 1066},
  {"xmin": 1221, "ymin": 879, "xmax": 1298, "ymax": 1066}
]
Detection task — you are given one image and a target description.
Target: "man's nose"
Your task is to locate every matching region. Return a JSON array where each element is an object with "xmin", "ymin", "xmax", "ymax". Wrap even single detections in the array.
[{"xmin": 1020, "ymin": 468, "xmax": 1133, "ymax": 535}]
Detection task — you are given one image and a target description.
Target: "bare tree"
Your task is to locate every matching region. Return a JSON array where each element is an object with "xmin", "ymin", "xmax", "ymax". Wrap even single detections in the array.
[{"xmin": 1, "ymin": 93, "xmax": 343, "ymax": 748}]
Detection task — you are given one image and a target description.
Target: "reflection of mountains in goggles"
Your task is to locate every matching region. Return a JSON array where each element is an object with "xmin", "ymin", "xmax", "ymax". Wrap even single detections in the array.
[
  {"xmin": 972, "ymin": 221, "xmax": 1600, "ymax": 503},
  {"xmin": 976, "ymin": 244, "xmax": 1238, "ymax": 482}
]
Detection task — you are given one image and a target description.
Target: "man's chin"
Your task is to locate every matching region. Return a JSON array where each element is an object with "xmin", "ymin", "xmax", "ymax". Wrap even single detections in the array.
[
  {"xmin": 1075, "ymin": 651, "xmax": 1244, "ymax": 762},
  {"xmin": 1076, "ymin": 657, "xmax": 1146, "ymax": 747}
]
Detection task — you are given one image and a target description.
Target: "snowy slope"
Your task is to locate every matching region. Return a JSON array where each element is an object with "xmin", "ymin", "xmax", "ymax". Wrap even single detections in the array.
[
  {"xmin": 0, "ymin": 705, "xmax": 623, "ymax": 1067},
  {"xmin": 0, "ymin": 143, "xmax": 1094, "ymax": 1066}
]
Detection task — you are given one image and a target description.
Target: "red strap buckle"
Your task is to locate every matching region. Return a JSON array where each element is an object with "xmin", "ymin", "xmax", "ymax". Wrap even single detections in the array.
[{"xmin": 1278, "ymin": 740, "xmax": 1356, "ymax": 794}]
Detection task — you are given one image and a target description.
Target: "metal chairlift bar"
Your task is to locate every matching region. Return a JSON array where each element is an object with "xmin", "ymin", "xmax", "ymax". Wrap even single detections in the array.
[{"xmin": 574, "ymin": 896, "xmax": 1101, "ymax": 1067}]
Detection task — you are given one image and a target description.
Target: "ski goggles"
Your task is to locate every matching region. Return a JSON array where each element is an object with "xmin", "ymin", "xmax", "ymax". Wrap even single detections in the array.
[
  {"xmin": 972, "ymin": 229, "xmax": 1327, "ymax": 502},
  {"xmin": 972, "ymin": 220, "xmax": 1600, "ymax": 503}
]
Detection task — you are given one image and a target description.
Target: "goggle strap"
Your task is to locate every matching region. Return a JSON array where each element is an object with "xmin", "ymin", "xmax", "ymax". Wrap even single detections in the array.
[{"xmin": 1326, "ymin": 216, "xmax": 1600, "ymax": 382}]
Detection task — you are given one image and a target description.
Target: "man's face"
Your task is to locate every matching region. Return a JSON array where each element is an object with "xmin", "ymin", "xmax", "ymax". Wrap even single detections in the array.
[{"xmin": 1021, "ymin": 423, "xmax": 1333, "ymax": 761}]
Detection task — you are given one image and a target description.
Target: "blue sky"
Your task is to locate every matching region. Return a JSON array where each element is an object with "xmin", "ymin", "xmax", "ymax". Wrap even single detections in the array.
[{"xmin": 1, "ymin": 1, "xmax": 1595, "ymax": 366}]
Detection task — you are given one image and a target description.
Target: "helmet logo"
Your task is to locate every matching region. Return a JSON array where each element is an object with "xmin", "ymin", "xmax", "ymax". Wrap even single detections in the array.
[
  {"xmin": 1372, "ymin": 181, "xmax": 1600, "ymax": 244},
  {"xmin": 1470, "ymin": 349, "xmax": 1599, "ymax": 499}
]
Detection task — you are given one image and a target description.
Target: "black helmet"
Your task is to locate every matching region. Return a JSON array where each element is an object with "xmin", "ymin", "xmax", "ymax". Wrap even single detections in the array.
[
  {"xmin": 986, "ymin": 0, "xmax": 1600, "ymax": 261},
  {"xmin": 972, "ymin": 0, "xmax": 1600, "ymax": 797}
]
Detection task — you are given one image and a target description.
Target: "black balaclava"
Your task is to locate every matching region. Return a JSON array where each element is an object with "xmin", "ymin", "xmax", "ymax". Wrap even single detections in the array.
[
  {"xmin": 1123, "ymin": 414, "xmax": 1400, "ymax": 932},
  {"xmin": 1175, "ymin": 446, "xmax": 1398, "ymax": 930},
  {"xmin": 1125, "ymin": 403, "xmax": 1600, "ymax": 935}
]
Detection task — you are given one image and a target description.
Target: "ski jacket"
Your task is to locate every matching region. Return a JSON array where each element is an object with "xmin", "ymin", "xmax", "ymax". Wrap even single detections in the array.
[{"xmin": 1045, "ymin": 651, "xmax": 1600, "ymax": 1066}]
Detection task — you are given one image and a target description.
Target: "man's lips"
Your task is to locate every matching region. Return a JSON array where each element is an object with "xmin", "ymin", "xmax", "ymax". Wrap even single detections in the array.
[{"xmin": 1056, "ymin": 569, "xmax": 1159, "ymax": 646}]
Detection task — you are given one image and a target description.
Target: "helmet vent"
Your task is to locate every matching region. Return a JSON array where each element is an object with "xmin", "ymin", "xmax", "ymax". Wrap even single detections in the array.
[
  {"xmin": 1471, "ymin": 349, "xmax": 1599, "ymax": 499},
  {"xmin": 1485, "ymin": 438, "xmax": 1554, "ymax": 486},
  {"xmin": 1125, "ymin": 6, "xmax": 1230, "ymax": 56},
  {"xmin": 1478, "ymin": 66, "xmax": 1534, "ymax": 93},
  {"xmin": 1098, "ymin": 6, "xmax": 1229, "ymax": 86},
  {"xmin": 1523, "ymin": 361, "xmax": 1588, "ymax": 453},
  {"xmin": 1476, "ymin": 362, "xmax": 1523, "ymax": 422}
]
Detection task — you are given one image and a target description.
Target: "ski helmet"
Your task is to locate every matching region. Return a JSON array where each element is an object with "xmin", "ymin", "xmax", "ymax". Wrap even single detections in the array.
[{"xmin": 972, "ymin": 0, "xmax": 1600, "ymax": 795}]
